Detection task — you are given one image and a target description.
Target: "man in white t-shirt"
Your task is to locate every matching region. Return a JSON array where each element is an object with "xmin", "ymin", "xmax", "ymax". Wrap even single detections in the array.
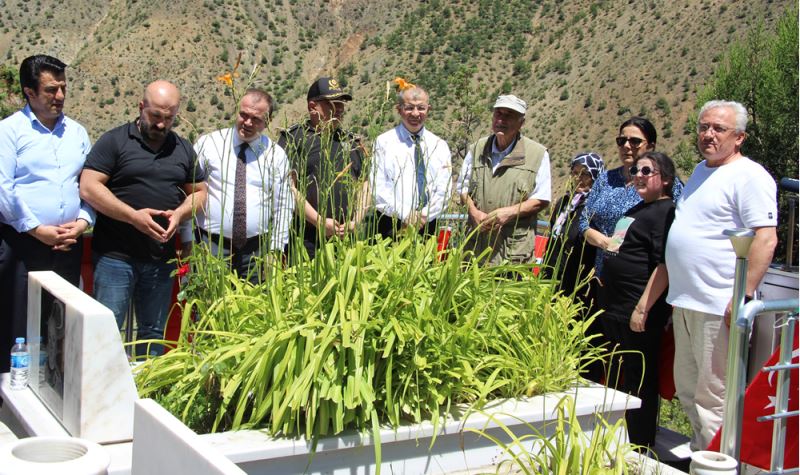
[{"xmin": 664, "ymin": 100, "xmax": 778, "ymax": 450}]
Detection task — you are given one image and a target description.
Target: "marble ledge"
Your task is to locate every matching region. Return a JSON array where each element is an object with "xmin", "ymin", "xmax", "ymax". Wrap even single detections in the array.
[{"xmin": 201, "ymin": 383, "xmax": 639, "ymax": 464}]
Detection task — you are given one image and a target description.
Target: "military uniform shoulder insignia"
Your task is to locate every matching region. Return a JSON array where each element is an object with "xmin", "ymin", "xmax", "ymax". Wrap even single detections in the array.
[{"xmin": 280, "ymin": 123, "xmax": 301, "ymax": 134}]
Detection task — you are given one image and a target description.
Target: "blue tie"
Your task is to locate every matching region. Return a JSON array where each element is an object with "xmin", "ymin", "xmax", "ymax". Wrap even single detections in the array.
[{"xmin": 412, "ymin": 133, "xmax": 427, "ymax": 209}]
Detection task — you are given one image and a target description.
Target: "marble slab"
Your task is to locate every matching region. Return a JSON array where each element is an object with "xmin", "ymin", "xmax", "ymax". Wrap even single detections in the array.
[
  {"xmin": 1, "ymin": 375, "xmax": 640, "ymax": 474},
  {"xmin": 132, "ymin": 399, "xmax": 246, "ymax": 474},
  {"xmin": 26, "ymin": 271, "xmax": 138, "ymax": 443},
  {"xmin": 201, "ymin": 384, "xmax": 638, "ymax": 474}
]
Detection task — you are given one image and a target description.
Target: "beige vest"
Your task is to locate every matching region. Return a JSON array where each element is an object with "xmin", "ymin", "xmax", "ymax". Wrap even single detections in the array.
[{"xmin": 467, "ymin": 134, "xmax": 546, "ymax": 265}]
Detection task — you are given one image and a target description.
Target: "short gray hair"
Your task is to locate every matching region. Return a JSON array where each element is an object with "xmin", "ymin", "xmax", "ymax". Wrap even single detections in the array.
[
  {"xmin": 397, "ymin": 86, "xmax": 429, "ymax": 106},
  {"xmin": 698, "ymin": 100, "xmax": 748, "ymax": 132}
]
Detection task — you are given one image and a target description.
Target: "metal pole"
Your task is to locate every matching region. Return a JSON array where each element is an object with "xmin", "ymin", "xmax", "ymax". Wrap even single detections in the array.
[
  {"xmin": 720, "ymin": 256, "xmax": 750, "ymax": 460},
  {"xmin": 720, "ymin": 228, "xmax": 756, "ymax": 461},
  {"xmin": 785, "ymin": 196, "xmax": 796, "ymax": 269},
  {"xmin": 717, "ymin": 297, "xmax": 799, "ymax": 471},
  {"xmin": 770, "ymin": 314, "xmax": 797, "ymax": 472}
]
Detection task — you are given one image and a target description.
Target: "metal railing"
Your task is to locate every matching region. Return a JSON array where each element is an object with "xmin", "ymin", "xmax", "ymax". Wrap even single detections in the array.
[{"xmin": 720, "ymin": 228, "xmax": 799, "ymax": 474}]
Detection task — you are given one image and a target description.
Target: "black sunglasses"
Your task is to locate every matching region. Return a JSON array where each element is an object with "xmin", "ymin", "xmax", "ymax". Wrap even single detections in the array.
[
  {"xmin": 629, "ymin": 165, "xmax": 659, "ymax": 177},
  {"xmin": 616, "ymin": 136, "xmax": 646, "ymax": 148}
]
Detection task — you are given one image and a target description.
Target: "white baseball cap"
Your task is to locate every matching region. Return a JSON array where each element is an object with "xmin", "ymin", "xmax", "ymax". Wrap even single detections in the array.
[{"xmin": 493, "ymin": 95, "xmax": 527, "ymax": 115}]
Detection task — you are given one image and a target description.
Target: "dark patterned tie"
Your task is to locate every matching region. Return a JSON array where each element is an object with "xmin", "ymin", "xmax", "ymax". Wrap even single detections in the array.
[
  {"xmin": 412, "ymin": 133, "xmax": 427, "ymax": 209},
  {"xmin": 232, "ymin": 143, "xmax": 248, "ymax": 250}
]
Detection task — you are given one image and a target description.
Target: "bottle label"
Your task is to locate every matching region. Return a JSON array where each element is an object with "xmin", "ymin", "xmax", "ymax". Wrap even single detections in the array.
[{"xmin": 11, "ymin": 354, "xmax": 29, "ymax": 369}]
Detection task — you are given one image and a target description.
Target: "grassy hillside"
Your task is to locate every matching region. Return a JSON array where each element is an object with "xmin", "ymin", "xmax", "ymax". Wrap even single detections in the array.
[{"xmin": 0, "ymin": 0, "xmax": 793, "ymax": 189}]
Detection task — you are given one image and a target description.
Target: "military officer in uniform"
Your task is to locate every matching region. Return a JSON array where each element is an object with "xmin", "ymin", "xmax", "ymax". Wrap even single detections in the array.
[{"xmin": 278, "ymin": 77, "xmax": 368, "ymax": 259}]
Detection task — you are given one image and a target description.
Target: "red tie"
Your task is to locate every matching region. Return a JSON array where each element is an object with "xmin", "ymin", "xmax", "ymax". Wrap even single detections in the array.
[{"xmin": 232, "ymin": 143, "xmax": 248, "ymax": 250}]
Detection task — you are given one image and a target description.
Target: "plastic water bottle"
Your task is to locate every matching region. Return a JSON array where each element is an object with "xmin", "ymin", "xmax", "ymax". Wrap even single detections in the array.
[{"xmin": 10, "ymin": 337, "xmax": 29, "ymax": 390}]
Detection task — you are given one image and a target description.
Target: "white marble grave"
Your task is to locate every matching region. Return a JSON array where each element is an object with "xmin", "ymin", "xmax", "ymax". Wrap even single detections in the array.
[
  {"xmin": 2, "ymin": 372, "xmax": 640, "ymax": 474},
  {"xmin": 25, "ymin": 271, "xmax": 138, "ymax": 444},
  {"xmin": 0, "ymin": 271, "xmax": 645, "ymax": 473},
  {"xmin": 132, "ymin": 399, "xmax": 246, "ymax": 475}
]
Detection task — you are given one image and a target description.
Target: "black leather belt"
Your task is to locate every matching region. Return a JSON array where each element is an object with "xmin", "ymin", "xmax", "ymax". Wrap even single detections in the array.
[{"xmin": 197, "ymin": 228, "xmax": 260, "ymax": 252}]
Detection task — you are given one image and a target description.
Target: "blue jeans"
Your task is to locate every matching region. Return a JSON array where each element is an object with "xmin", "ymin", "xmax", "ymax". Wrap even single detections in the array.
[{"xmin": 93, "ymin": 255, "xmax": 175, "ymax": 357}]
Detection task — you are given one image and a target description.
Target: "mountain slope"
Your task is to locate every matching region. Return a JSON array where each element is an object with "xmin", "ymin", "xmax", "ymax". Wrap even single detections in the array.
[{"xmin": 0, "ymin": 0, "xmax": 792, "ymax": 188}]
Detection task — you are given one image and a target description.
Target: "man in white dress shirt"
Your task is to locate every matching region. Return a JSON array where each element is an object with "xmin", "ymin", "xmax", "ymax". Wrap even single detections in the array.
[
  {"xmin": 192, "ymin": 88, "xmax": 293, "ymax": 281},
  {"xmin": 371, "ymin": 85, "xmax": 452, "ymax": 238}
]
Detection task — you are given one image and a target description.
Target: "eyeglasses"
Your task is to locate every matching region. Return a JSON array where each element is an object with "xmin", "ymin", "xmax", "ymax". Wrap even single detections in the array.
[
  {"xmin": 629, "ymin": 165, "xmax": 660, "ymax": 177},
  {"xmin": 616, "ymin": 136, "xmax": 646, "ymax": 148},
  {"xmin": 401, "ymin": 104, "xmax": 429, "ymax": 113},
  {"xmin": 697, "ymin": 123, "xmax": 733, "ymax": 135}
]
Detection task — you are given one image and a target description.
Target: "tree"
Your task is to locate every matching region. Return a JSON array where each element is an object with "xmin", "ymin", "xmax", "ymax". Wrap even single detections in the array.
[
  {"xmin": 0, "ymin": 64, "xmax": 22, "ymax": 120},
  {"xmin": 690, "ymin": 7, "xmax": 798, "ymax": 263},
  {"xmin": 696, "ymin": 9, "xmax": 797, "ymax": 180}
]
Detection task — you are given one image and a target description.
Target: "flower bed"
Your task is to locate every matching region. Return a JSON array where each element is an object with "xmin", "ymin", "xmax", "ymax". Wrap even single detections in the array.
[{"xmin": 135, "ymin": 236, "xmax": 599, "ymax": 451}]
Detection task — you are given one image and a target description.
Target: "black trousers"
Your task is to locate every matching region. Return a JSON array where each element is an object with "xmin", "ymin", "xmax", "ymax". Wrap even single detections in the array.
[
  {"xmin": 601, "ymin": 315, "xmax": 664, "ymax": 447},
  {"xmin": 580, "ymin": 277, "xmax": 608, "ymax": 385},
  {"xmin": 0, "ymin": 225, "xmax": 82, "ymax": 373},
  {"xmin": 372, "ymin": 211, "xmax": 439, "ymax": 240},
  {"xmin": 196, "ymin": 228, "xmax": 272, "ymax": 283}
]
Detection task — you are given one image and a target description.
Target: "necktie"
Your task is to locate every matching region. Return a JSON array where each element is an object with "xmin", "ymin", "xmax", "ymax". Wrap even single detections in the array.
[
  {"xmin": 412, "ymin": 133, "xmax": 427, "ymax": 209},
  {"xmin": 232, "ymin": 143, "xmax": 248, "ymax": 250}
]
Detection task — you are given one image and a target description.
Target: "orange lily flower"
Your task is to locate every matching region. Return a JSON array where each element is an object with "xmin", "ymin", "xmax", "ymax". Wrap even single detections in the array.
[
  {"xmin": 393, "ymin": 77, "xmax": 415, "ymax": 91},
  {"xmin": 217, "ymin": 52, "xmax": 242, "ymax": 87}
]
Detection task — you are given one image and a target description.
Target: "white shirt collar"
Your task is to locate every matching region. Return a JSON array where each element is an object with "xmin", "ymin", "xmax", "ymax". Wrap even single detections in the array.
[{"xmin": 398, "ymin": 124, "xmax": 425, "ymax": 143}]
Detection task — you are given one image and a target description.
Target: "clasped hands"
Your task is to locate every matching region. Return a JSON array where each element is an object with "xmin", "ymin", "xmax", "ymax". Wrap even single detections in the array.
[
  {"xmin": 470, "ymin": 207, "xmax": 515, "ymax": 232},
  {"xmin": 322, "ymin": 217, "xmax": 362, "ymax": 238},
  {"xmin": 29, "ymin": 219, "xmax": 89, "ymax": 251},
  {"xmin": 130, "ymin": 208, "xmax": 182, "ymax": 243}
]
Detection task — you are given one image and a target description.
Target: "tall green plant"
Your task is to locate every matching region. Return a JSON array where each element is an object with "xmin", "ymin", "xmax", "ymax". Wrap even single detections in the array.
[
  {"xmin": 134, "ymin": 57, "xmax": 602, "ymax": 473},
  {"xmin": 136, "ymin": 235, "xmax": 599, "ymax": 436},
  {"xmin": 467, "ymin": 395, "xmax": 639, "ymax": 474}
]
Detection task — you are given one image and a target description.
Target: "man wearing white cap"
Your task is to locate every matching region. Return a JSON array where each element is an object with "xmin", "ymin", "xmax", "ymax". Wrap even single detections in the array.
[{"xmin": 457, "ymin": 94, "xmax": 551, "ymax": 265}]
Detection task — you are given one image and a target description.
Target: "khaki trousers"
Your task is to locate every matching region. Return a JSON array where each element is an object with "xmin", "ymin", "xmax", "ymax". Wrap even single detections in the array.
[{"xmin": 672, "ymin": 306, "xmax": 729, "ymax": 451}]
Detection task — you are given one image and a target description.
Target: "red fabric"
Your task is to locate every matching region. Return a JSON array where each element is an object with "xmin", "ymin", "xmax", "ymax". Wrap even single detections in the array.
[
  {"xmin": 162, "ymin": 274, "xmax": 182, "ymax": 352},
  {"xmin": 707, "ymin": 326, "xmax": 798, "ymax": 470},
  {"xmin": 532, "ymin": 235, "xmax": 548, "ymax": 276},
  {"xmin": 162, "ymin": 249, "xmax": 189, "ymax": 352},
  {"xmin": 659, "ymin": 322, "xmax": 676, "ymax": 400},
  {"xmin": 436, "ymin": 227, "xmax": 451, "ymax": 262},
  {"xmin": 81, "ymin": 234, "xmax": 184, "ymax": 353},
  {"xmin": 80, "ymin": 235, "xmax": 94, "ymax": 295}
]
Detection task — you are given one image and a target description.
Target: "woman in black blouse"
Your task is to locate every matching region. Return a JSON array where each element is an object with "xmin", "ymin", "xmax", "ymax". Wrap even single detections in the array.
[{"xmin": 599, "ymin": 151, "xmax": 677, "ymax": 448}]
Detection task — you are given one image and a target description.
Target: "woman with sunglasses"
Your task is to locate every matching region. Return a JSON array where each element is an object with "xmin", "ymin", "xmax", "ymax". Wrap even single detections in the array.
[
  {"xmin": 579, "ymin": 117, "xmax": 683, "ymax": 277},
  {"xmin": 599, "ymin": 151, "xmax": 678, "ymax": 449},
  {"xmin": 576, "ymin": 117, "xmax": 682, "ymax": 385}
]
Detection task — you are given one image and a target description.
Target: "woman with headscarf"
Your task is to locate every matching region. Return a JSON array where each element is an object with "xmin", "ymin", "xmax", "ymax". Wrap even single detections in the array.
[
  {"xmin": 546, "ymin": 151, "xmax": 605, "ymax": 383},
  {"xmin": 547, "ymin": 151, "xmax": 604, "ymax": 296}
]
